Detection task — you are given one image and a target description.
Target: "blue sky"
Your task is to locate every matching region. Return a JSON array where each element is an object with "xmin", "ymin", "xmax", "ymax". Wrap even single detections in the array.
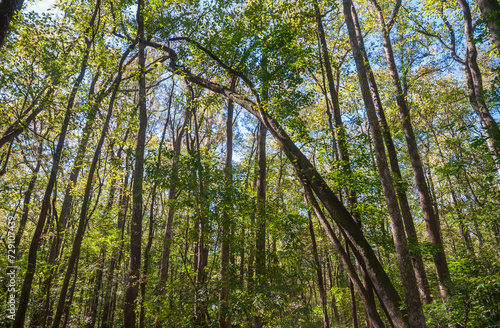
[{"xmin": 26, "ymin": 0, "xmax": 58, "ymax": 13}]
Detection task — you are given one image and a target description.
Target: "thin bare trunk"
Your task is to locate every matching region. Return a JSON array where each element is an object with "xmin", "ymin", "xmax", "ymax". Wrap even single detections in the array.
[
  {"xmin": 154, "ymin": 81, "xmax": 192, "ymax": 328},
  {"xmin": 219, "ymin": 76, "xmax": 236, "ymax": 328}
]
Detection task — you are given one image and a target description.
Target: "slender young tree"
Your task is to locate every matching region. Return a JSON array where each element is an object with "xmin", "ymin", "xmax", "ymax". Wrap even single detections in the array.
[
  {"xmin": 219, "ymin": 76, "xmax": 236, "ymax": 328},
  {"xmin": 155, "ymin": 81, "xmax": 192, "ymax": 328}
]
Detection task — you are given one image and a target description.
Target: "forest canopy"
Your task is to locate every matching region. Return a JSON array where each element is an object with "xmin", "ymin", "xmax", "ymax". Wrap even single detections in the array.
[{"xmin": 0, "ymin": 0, "xmax": 500, "ymax": 327}]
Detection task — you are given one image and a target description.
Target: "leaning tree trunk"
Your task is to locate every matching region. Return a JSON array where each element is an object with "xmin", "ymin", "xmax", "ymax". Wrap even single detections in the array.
[
  {"xmin": 51, "ymin": 40, "xmax": 131, "ymax": 328},
  {"xmin": 144, "ymin": 37, "xmax": 414, "ymax": 327},
  {"xmin": 13, "ymin": 17, "xmax": 95, "ymax": 326},
  {"xmin": 302, "ymin": 181, "xmax": 385, "ymax": 328},
  {"xmin": 368, "ymin": 0, "xmax": 450, "ymax": 302},
  {"xmin": 342, "ymin": 0, "xmax": 426, "ymax": 326}
]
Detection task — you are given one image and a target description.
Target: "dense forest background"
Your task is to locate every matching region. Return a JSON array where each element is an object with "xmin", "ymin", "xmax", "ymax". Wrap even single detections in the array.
[{"xmin": 1, "ymin": 0, "xmax": 500, "ymax": 327}]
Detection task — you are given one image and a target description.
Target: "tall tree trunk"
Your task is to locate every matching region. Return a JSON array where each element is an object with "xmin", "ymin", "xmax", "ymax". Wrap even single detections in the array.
[
  {"xmin": 457, "ymin": 0, "xmax": 500, "ymax": 168},
  {"xmin": 477, "ymin": 0, "xmax": 500, "ymax": 53},
  {"xmin": 342, "ymin": 0, "xmax": 426, "ymax": 326},
  {"xmin": 123, "ymin": 0, "xmax": 147, "ymax": 324},
  {"xmin": 148, "ymin": 39, "xmax": 413, "ymax": 327},
  {"xmin": 191, "ymin": 99, "xmax": 209, "ymax": 326},
  {"xmin": 140, "ymin": 84, "xmax": 175, "ymax": 327},
  {"xmin": 362, "ymin": 0, "xmax": 434, "ymax": 304},
  {"xmin": 314, "ymin": 5, "xmax": 387, "ymax": 317},
  {"xmin": 253, "ymin": 121, "xmax": 267, "ymax": 328},
  {"xmin": 51, "ymin": 39, "xmax": 130, "ymax": 328},
  {"xmin": 13, "ymin": 16, "xmax": 95, "ymax": 326},
  {"xmin": 219, "ymin": 76, "xmax": 236, "ymax": 328},
  {"xmin": 154, "ymin": 81, "xmax": 192, "ymax": 328},
  {"xmin": 369, "ymin": 0, "xmax": 451, "ymax": 300},
  {"xmin": 255, "ymin": 122, "xmax": 267, "ymax": 282}
]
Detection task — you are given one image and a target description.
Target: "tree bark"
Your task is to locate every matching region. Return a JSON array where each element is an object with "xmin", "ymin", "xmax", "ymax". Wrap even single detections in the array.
[
  {"xmin": 13, "ymin": 24, "xmax": 93, "ymax": 328},
  {"xmin": 219, "ymin": 76, "xmax": 236, "ymax": 328},
  {"xmin": 51, "ymin": 39, "xmax": 130, "ymax": 328},
  {"xmin": 477, "ymin": 0, "xmax": 500, "ymax": 53},
  {"xmin": 123, "ymin": 0, "xmax": 147, "ymax": 324},
  {"xmin": 457, "ymin": 0, "xmax": 500, "ymax": 169},
  {"xmin": 0, "ymin": 0, "xmax": 24, "ymax": 47},
  {"xmin": 366, "ymin": 0, "xmax": 435, "ymax": 304},
  {"xmin": 342, "ymin": 0, "xmax": 426, "ymax": 326}
]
